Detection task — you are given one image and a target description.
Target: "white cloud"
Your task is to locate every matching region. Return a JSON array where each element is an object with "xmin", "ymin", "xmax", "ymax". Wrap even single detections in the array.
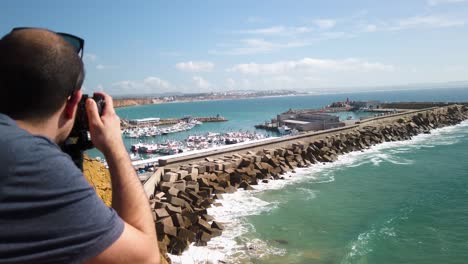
[
  {"xmin": 228, "ymin": 57, "xmax": 394, "ymax": 75},
  {"xmin": 394, "ymin": 15, "xmax": 465, "ymax": 29},
  {"xmin": 319, "ymin": 31, "xmax": 355, "ymax": 40},
  {"xmin": 240, "ymin": 26, "xmax": 312, "ymax": 36},
  {"xmin": 84, "ymin": 53, "xmax": 97, "ymax": 62},
  {"xmin": 235, "ymin": 38, "xmax": 276, "ymax": 54},
  {"xmin": 143, "ymin": 77, "xmax": 170, "ymax": 89},
  {"xmin": 212, "ymin": 38, "xmax": 308, "ymax": 55},
  {"xmin": 176, "ymin": 61, "xmax": 215, "ymax": 72},
  {"xmin": 110, "ymin": 76, "xmax": 171, "ymax": 94},
  {"xmin": 314, "ymin": 19, "xmax": 336, "ymax": 30},
  {"xmin": 192, "ymin": 76, "xmax": 211, "ymax": 89},
  {"xmin": 362, "ymin": 15, "xmax": 465, "ymax": 33},
  {"xmin": 428, "ymin": 0, "xmax": 468, "ymax": 6}
]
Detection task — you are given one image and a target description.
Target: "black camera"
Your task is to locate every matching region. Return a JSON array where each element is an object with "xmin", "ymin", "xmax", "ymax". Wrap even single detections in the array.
[{"xmin": 62, "ymin": 94, "xmax": 105, "ymax": 170}]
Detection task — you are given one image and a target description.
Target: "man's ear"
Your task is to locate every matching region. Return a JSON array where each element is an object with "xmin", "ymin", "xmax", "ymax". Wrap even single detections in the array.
[{"xmin": 65, "ymin": 90, "xmax": 83, "ymax": 119}]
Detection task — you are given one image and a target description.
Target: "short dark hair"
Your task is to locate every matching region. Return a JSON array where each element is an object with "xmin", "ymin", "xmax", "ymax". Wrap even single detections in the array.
[{"xmin": 0, "ymin": 29, "xmax": 84, "ymax": 120}]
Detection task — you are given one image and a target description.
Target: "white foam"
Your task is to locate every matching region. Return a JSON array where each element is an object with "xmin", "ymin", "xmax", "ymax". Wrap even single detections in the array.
[
  {"xmin": 341, "ymin": 207, "xmax": 415, "ymax": 264},
  {"xmin": 170, "ymin": 120, "xmax": 468, "ymax": 264},
  {"xmin": 296, "ymin": 187, "xmax": 318, "ymax": 201}
]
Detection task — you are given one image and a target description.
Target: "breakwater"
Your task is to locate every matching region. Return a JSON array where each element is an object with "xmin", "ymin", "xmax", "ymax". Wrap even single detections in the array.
[{"xmin": 143, "ymin": 105, "xmax": 468, "ymax": 258}]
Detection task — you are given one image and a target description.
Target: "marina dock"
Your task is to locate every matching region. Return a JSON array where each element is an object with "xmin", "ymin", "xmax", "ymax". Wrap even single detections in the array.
[{"xmin": 121, "ymin": 115, "xmax": 227, "ymax": 129}]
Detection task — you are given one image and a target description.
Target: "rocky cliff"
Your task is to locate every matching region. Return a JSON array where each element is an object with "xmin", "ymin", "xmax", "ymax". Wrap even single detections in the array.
[{"xmin": 113, "ymin": 98, "xmax": 164, "ymax": 108}]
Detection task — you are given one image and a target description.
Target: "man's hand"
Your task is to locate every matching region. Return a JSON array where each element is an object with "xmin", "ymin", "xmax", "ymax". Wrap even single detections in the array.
[
  {"xmin": 85, "ymin": 92, "xmax": 160, "ymax": 263},
  {"xmin": 85, "ymin": 92, "xmax": 125, "ymax": 157}
]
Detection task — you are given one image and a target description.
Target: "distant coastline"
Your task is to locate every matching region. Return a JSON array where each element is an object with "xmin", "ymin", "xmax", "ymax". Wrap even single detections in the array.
[
  {"xmin": 112, "ymin": 86, "xmax": 468, "ymax": 109},
  {"xmin": 113, "ymin": 90, "xmax": 306, "ymax": 108}
]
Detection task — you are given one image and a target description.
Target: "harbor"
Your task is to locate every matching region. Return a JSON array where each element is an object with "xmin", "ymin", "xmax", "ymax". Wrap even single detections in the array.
[
  {"xmin": 129, "ymin": 131, "xmax": 270, "ymax": 160},
  {"xmin": 121, "ymin": 115, "xmax": 227, "ymax": 129},
  {"xmin": 123, "ymin": 119, "xmax": 203, "ymax": 138}
]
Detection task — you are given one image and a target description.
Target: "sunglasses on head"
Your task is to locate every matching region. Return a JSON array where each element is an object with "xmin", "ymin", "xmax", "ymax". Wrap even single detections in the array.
[{"xmin": 11, "ymin": 27, "xmax": 85, "ymax": 58}]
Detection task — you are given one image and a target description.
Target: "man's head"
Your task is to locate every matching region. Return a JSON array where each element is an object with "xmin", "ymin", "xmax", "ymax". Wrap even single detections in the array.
[{"xmin": 0, "ymin": 28, "xmax": 84, "ymax": 122}]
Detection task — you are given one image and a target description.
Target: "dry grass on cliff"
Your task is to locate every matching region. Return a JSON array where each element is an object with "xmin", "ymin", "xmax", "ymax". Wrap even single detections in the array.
[{"xmin": 83, "ymin": 155, "xmax": 112, "ymax": 206}]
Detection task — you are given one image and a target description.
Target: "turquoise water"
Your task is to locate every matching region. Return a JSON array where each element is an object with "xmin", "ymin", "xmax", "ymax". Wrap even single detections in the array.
[{"xmin": 237, "ymin": 121, "xmax": 468, "ymax": 264}]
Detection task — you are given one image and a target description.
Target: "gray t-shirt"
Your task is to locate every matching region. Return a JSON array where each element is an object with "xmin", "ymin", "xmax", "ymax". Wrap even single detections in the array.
[{"xmin": 0, "ymin": 114, "xmax": 124, "ymax": 263}]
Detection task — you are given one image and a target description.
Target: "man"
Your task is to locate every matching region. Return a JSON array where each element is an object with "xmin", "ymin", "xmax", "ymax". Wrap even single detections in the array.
[{"xmin": 0, "ymin": 28, "xmax": 160, "ymax": 263}]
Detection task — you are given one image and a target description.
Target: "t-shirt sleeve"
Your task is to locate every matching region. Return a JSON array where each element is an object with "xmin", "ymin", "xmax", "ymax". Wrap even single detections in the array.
[{"xmin": 1, "ymin": 137, "xmax": 124, "ymax": 263}]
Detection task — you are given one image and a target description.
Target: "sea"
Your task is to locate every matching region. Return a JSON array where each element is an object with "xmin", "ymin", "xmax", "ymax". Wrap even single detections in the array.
[{"xmin": 96, "ymin": 87, "xmax": 468, "ymax": 264}]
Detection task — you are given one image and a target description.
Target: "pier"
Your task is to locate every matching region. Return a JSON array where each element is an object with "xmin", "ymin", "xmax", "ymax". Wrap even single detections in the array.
[{"xmin": 254, "ymin": 121, "xmax": 279, "ymax": 131}]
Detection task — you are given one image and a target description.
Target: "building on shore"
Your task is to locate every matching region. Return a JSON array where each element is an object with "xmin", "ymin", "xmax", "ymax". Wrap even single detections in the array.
[{"xmin": 277, "ymin": 111, "xmax": 345, "ymax": 132}]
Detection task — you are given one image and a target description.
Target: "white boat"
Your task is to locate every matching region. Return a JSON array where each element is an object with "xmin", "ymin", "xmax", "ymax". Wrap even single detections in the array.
[{"xmin": 278, "ymin": 125, "xmax": 292, "ymax": 135}]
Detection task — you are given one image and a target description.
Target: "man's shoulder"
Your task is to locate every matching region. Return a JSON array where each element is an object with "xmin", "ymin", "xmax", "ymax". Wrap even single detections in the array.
[
  {"xmin": 0, "ymin": 114, "xmax": 78, "ymax": 181},
  {"xmin": 0, "ymin": 115, "xmax": 124, "ymax": 263},
  {"xmin": 1, "ymin": 114, "xmax": 61, "ymax": 151}
]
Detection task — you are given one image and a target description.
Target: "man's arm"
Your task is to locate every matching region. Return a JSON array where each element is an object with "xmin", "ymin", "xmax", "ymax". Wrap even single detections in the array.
[{"xmin": 85, "ymin": 93, "xmax": 160, "ymax": 264}]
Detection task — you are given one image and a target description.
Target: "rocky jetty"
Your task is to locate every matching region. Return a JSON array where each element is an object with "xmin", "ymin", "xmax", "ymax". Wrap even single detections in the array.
[{"xmin": 143, "ymin": 105, "xmax": 468, "ymax": 259}]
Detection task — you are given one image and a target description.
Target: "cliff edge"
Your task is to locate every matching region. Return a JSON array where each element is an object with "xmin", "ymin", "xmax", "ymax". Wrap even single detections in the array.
[
  {"xmin": 83, "ymin": 155, "xmax": 112, "ymax": 206},
  {"xmin": 82, "ymin": 155, "xmax": 171, "ymax": 263},
  {"xmin": 114, "ymin": 98, "xmax": 163, "ymax": 108}
]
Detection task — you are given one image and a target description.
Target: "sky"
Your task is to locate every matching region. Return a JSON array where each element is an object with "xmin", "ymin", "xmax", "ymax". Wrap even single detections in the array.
[{"xmin": 1, "ymin": 0, "xmax": 468, "ymax": 95}]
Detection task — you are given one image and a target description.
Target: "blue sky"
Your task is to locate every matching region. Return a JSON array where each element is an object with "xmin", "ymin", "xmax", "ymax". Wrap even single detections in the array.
[{"xmin": 1, "ymin": 0, "xmax": 468, "ymax": 95}]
